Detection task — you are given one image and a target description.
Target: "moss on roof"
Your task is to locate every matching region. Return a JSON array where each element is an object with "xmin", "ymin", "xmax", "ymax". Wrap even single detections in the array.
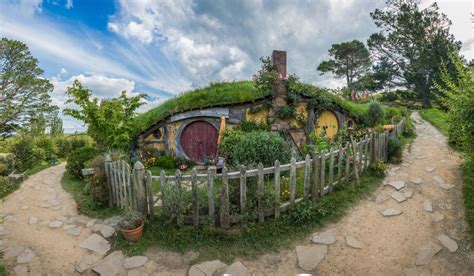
[{"xmin": 134, "ymin": 81, "xmax": 268, "ymax": 134}]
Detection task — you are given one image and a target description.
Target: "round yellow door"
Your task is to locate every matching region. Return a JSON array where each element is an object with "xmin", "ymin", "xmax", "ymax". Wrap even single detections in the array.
[{"xmin": 315, "ymin": 110, "xmax": 339, "ymax": 139}]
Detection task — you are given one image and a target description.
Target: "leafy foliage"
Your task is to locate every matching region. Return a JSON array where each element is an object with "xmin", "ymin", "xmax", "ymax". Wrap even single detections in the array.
[
  {"xmin": 368, "ymin": 0, "xmax": 461, "ymax": 107},
  {"xmin": 0, "ymin": 38, "xmax": 56, "ymax": 137},
  {"xmin": 365, "ymin": 102, "xmax": 385, "ymax": 127},
  {"xmin": 10, "ymin": 135, "xmax": 36, "ymax": 171},
  {"xmin": 66, "ymin": 145, "xmax": 99, "ymax": 178},
  {"xmin": 435, "ymin": 53, "xmax": 474, "ymax": 152},
  {"xmin": 64, "ymin": 80, "xmax": 144, "ymax": 151},
  {"xmin": 253, "ymin": 56, "xmax": 279, "ymax": 94},
  {"xmin": 387, "ymin": 139, "xmax": 402, "ymax": 163},
  {"xmin": 317, "ymin": 40, "xmax": 371, "ymax": 89}
]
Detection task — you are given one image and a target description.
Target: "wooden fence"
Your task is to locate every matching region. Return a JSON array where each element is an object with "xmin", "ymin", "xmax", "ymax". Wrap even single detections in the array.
[{"xmin": 99, "ymin": 119, "xmax": 405, "ymax": 228}]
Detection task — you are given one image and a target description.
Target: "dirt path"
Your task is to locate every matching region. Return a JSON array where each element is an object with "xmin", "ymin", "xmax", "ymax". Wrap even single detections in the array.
[
  {"xmin": 240, "ymin": 112, "xmax": 473, "ymax": 275},
  {"xmin": 0, "ymin": 164, "xmax": 96, "ymax": 274}
]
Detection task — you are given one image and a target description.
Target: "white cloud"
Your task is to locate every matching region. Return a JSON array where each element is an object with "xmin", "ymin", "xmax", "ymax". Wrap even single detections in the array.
[
  {"xmin": 59, "ymin": 67, "xmax": 68, "ymax": 75},
  {"xmin": 65, "ymin": 0, "xmax": 73, "ymax": 9}
]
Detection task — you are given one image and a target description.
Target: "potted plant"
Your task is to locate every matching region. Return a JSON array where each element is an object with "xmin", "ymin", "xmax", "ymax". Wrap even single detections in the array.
[{"xmin": 118, "ymin": 211, "xmax": 144, "ymax": 243}]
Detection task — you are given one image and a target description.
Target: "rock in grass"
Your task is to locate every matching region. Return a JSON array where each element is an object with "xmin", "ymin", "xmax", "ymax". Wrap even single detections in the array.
[
  {"xmin": 383, "ymin": 209, "xmax": 402, "ymax": 217},
  {"xmin": 295, "ymin": 245, "xmax": 327, "ymax": 271},
  {"xmin": 100, "ymin": 225, "xmax": 116, "ymax": 238},
  {"xmin": 217, "ymin": 261, "xmax": 250, "ymax": 276},
  {"xmin": 436, "ymin": 234, "xmax": 458, "ymax": 252},
  {"xmin": 312, "ymin": 231, "xmax": 336, "ymax": 245}
]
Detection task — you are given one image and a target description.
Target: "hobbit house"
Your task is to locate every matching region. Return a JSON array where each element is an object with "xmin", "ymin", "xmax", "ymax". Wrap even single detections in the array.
[{"xmin": 137, "ymin": 50, "xmax": 355, "ymax": 163}]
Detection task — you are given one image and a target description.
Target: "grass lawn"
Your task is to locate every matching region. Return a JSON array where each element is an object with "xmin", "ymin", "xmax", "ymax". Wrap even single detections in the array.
[
  {"xmin": 116, "ymin": 171, "xmax": 384, "ymax": 263},
  {"xmin": 418, "ymin": 108, "xmax": 474, "ymax": 245},
  {"xmin": 419, "ymin": 108, "xmax": 449, "ymax": 136},
  {"xmin": 61, "ymin": 173, "xmax": 122, "ymax": 219}
]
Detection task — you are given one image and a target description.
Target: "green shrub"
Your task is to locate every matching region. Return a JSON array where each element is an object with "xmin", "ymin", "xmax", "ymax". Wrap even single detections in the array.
[
  {"xmin": 387, "ymin": 139, "xmax": 402, "ymax": 163},
  {"xmin": 365, "ymin": 102, "xmax": 384, "ymax": 127},
  {"xmin": 276, "ymin": 105, "xmax": 295, "ymax": 119},
  {"xmin": 219, "ymin": 129, "xmax": 244, "ymax": 159},
  {"xmin": 368, "ymin": 161, "xmax": 386, "ymax": 177},
  {"xmin": 236, "ymin": 120, "xmax": 270, "ymax": 132},
  {"xmin": 156, "ymin": 155, "xmax": 177, "ymax": 170},
  {"xmin": 66, "ymin": 146, "xmax": 99, "ymax": 178},
  {"xmin": 35, "ymin": 136, "xmax": 57, "ymax": 160},
  {"xmin": 84, "ymin": 154, "xmax": 109, "ymax": 205},
  {"xmin": 53, "ymin": 136, "xmax": 71, "ymax": 158},
  {"xmin": 0, "ymin": 176, "xmax": 20, "ymax": 199},
  {"xmin": 229, "ymin": 131, "xmax": 291, "ymax": 167},
  {"xmin": 403, "ymin": 118, "xmax": 416, "ymax": 138},
  {"xmin": 10, "ymin": 135, "xmax": 36, "ymax": 171},
  {"xmin": 0, "ymin": 154, "xmax": 15, "ymax": 176}
]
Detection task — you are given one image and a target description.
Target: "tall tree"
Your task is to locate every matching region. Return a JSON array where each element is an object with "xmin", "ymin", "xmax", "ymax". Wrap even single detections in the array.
[
  {"xmin": 317, "ymin": 40, "xmax": 371, "ymax": 89},
  {"xmin": 49, "ymin": 113, "xmax": 63, "ymax": 136},
  {"xmin": 28, "ymin": 113, "xmax": 46, "ymax": 136},
  {"xmin": 0, "ymin": 38, "xmax": 55, "ymax": 137},
  {"xmin": 368, "ymin": 0, "xmax": 461, "ymax": 107},
  {"xmin": 63, "ymin": 80, "xmax": 145, "ymax": 151}
]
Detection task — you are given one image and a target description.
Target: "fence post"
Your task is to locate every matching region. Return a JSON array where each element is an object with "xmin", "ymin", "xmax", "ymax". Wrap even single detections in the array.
[
  {"xmin": 113, "ymin": 161, "xmax": 119, "ymax": 205},
  {"xmin": 311, "ymin": 153, "xmax": 319, "ymax": 202},
  {"xmin": 358, "ymin": 140, "xmax": 364, "ymax": 173},
  {"xmin": 320, "ymin": 150, "xmax": 326, "ymax": 196},
  {"xmin": 345, "ymin": 143, "xmax": 350, "ymax": 179},
  {"xmin": 175, "ymin": 170, "xmax": 183, "ymax": 227},
  {"xmin": 303, "ymin": 154, "xmax": 311, "ymax": 200},
  {"xmin": 191, "ymin": 169, "xmax": 199, "ymax": 228},
  {"xmin": 220, "ymin": 167, "xmax": 230, "ymax": 229},
  {"xmin": 257, "ymin": 163, "xmax": 264, "ymax": 223},
  {"xmin": 133, "ymin": 161, "xmax": 146, "ymax": 216},
  {"xmin": 159, "ymin": 170, "xmax": 166, "ymax": 214},
  {"xmin": 328, "ymin": 147, "xmax": 335, "ymax": 193},
  {"xmin": 207, "ymin": 167, "xmax": 215, "ymax": 226},
  {"xmin": 239, "ymin": 165, "xmax": 247, "ymax": 215},
  {"xmin": 371, "ymin": 132, "xmax": 376, "ymax": 163},
  {"xmin": 274, "ymin": 160, "xmax": 281, "ymax": 218},
  {"xmin": 126, "ymin": 163, "xmax": 132, "ymax": 211},
  {"xmin": 337, "ymin": 144, "xmax": 343, "ymax": 183},
  {"xmin": 350, "ymin": 137, "xmax": 360, "ymax": 186},
  {"xmin": 290, "ymin": 157, "xmax": 296, "ymax": 205},
  {"xmin": 145, "ymin": 170, "xmax": 154, "ymax": 220},
  {"xmin": 104, "ymin": 154, "xmax": 113, "ymax": 207}
]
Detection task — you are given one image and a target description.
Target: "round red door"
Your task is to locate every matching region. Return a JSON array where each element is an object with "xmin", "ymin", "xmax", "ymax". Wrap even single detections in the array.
[{"xmin": 180, "ymin": 121, "xmax": 219, "ymax": 162}]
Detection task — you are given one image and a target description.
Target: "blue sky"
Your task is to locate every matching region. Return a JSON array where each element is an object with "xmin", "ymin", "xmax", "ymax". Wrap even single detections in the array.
[{"xmin": 0, "ymin": 0, "xmax": 472, "ymax": 132}]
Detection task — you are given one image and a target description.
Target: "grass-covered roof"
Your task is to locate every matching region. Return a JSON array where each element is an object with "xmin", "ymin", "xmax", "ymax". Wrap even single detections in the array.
[{"xmin": 134, "ymin": 81, "xmax": 268, "ymax": 134}]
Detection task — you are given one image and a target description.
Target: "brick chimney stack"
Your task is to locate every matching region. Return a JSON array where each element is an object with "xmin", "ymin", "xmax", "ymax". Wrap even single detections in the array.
[{"xmin": 271, "ymin": 50, "xmax": 287, "ymax": 107}]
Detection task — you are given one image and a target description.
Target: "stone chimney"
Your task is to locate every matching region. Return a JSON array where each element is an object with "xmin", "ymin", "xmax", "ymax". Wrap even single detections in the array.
[
  {"xmin": 268, "ymin": 50, "xmax": 290, "ymax": 131},
  {"xmin": 271, "ymin": 50, "xmax": 287, "ymax": 107}
]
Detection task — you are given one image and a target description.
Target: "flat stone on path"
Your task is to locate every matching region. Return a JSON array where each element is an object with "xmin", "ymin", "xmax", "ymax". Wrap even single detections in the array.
[
  {"xmin": 63, "ymin": 224, "xmax": 76, "ymax": 230},
  {"xmin": 124, "ymin": 256, "xmax": 148, "ymax": 269},
  {"xmin": 28, "ymin": 216, "xmax": 38, "ymax": 225},
  {"xmin": 92, "ymin": 251, "xmax": 125, "ymax": 275},
  {"xmin": 67, "ymin": 226, "xmax": 82, "ymax": 236},
  {"xmin": 104, "ymin": 216, "xmax": 122, "ymax": 227},
  {"xmin": 79, "ymin": 233, "xmax": 111, "ymax": 255},
  {"xmin": 423, "ymin": 201, "xmax": 433, "ymax": 212},
  {"xmin": 402, "ymin": 189, "xmax": 414, "ymax": 198},
  {"xmin": 295, "ymin": 245, "xmax": 327, "ymax": 271},
  {"xmin": 17, "ymin": 248, "xmax": 35, "ymax": 264},
  {"xmin": 436, "ymin": 234, "xmax": 458, "ymax": 252},
  {"xmin": 432, "ymin": 212, "xmax": 444, "ymax": 222},
  {"xmin": 345, "ymin": 236, "xmax": 363, "ymax": 249},
  {"xmin": 409, "ymin": 177, "xmax": 423, "ymax": 184},
  {"xmin": 93, "ymin": 223, "xmax": 104, "ymax": 232},
  {"xmin": 415, "ymin": 243, "xmax": 442, "ymax": 265},
  {"xmin": 424, "ymin": 166, "xmax": 436, "ymax": 172},
  {"xmin": 391, "ymin": 191, "xmax": 407, "ymax": 203},
  {"xmin": 100, "ymin": 225, "xmax": 116, "ymax": 238},
  {"xmin": 77, "ymin": 254, "xmax": 101, "ymax": 273},
  {"xmin": 312, "ymin": 231, "xmax": 336, "ymax": 245},
  {"xmin": 188, "ymin": 260, "xmax": 227, "ymax": 276},
  {"xmin": 49, "ymin": 220, "xmax": 63, "ymax": 228},
  {"xmin": 127, "ymin": 269, "xmax": 141, "ymax": 276},
  {"xmin": 433, "ymin": 175, "xmax": 445, "ymax": 185},
  {"xmin": 388, "ymin": 180, "xmax": 405, "ymax": 190},
  {"xmin": 13, "ymin": 265, "xmax": 28, "ymax": 276},
  {"xmin": 217, "ymin": 261, "xmax": 250, "ymax": 276},
  {"xmin": 383, "ymin": 209, "xmax": 402, "ymax": 217},
  {"xmin": 4, "ymin": 245, "xmax": 26, "ymax": 259},
  {"xmin": 86, "ymin": 219, "xmax": 96, "ymax": 228},
  {"xmin": 375, "ymin": 194, "xmax": 389, "ymax": 204}
]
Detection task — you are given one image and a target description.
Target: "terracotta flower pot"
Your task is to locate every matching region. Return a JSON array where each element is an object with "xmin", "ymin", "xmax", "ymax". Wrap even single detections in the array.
[{"xmin": 120, "ymin": 222, "xmax": 144, "ymax": 243}]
